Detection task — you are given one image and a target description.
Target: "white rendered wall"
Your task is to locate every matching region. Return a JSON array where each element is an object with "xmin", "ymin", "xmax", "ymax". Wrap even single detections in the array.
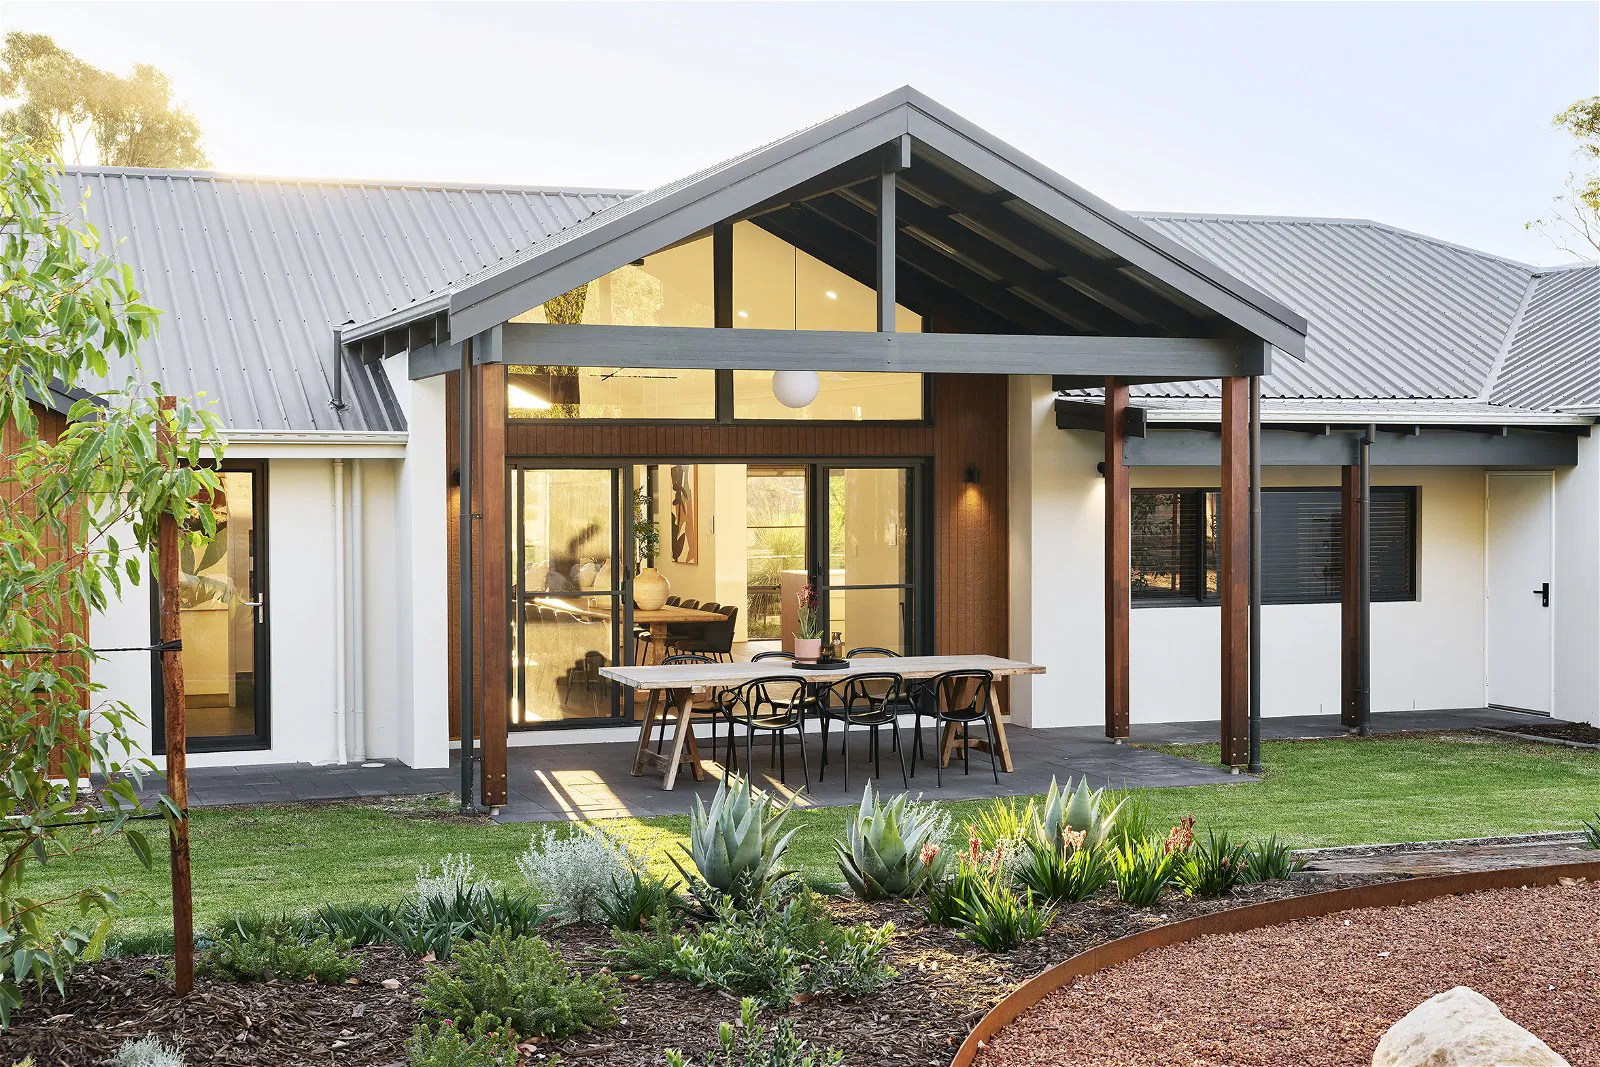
[
  {"xmin": 1008, "ymin": 379, "xmax": 1493, "ymax": 730},
  {"xmin": 387, "ymin": 357, "xmax": 451, "ymax": 768},
  {"xmin": 1554, "ymin": 433, "xmax": 1600, "ymax": 725}
]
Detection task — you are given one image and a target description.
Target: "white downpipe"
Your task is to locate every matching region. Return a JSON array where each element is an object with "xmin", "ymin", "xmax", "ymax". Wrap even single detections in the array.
[
  {"xmin": 332, "ymin": 458, "xmax": 348, "ymax": 765},
  {"xmin": 350, "ymin": 461, "xmax": 367, "ymax": 762}
]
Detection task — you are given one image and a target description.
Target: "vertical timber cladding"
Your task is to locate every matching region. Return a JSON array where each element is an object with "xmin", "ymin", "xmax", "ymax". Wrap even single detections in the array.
[{"xmin": 446, "ymin": 372, "xmax": 1012, "ymax": 732}]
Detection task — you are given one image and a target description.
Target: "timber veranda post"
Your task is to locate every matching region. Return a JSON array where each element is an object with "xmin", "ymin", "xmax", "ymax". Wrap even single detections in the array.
[{"xmin": 156, "ymin": 396, "xmax": 195, "ymax": 996}]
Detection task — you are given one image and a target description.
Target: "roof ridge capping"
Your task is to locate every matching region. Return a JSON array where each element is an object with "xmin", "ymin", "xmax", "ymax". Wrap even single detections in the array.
[
  {"xmin": 61, "ymin": 163, "xmax": 640, "ymax": 199},
  {"xmin": 1134, "ymin": 211, "xmax": 1543, "ymax": 273},
  {"xmin": 345, "ymin": 85, "xmax": 1311, "ymax": 356}
]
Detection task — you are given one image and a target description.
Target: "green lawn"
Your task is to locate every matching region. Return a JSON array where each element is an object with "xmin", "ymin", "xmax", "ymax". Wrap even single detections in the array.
[{"xmin": 32, "ymin": 734, "xmax": 1600, "ymax": 937}]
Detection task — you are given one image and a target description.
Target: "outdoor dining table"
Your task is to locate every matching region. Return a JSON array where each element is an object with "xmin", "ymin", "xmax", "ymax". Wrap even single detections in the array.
[
  {"xmin": 530, "ymin": 596, "xmax": 729, "ymax": 664},
  {"xmin": 600, "ymin": 654, "xmax": 1045, "ymax": 790}
]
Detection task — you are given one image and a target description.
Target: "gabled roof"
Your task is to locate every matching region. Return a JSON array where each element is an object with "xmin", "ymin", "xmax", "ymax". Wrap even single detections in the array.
[
  {"xmin": 346, "ymin": 86, "xmax": 1310, "ymax": 355},
  {"xmin": 59, "ymin": 166, "xmax": 629, "ymax": 433}
]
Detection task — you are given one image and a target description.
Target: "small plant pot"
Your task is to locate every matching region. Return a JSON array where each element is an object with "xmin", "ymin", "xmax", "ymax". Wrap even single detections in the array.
[
  {"xmin": 633, "ymin": 568, "xmax": 669, "ymax": 610},
  {"xmin": 794, "ymin": 636, "xmax": 822, "ymax": 662}
]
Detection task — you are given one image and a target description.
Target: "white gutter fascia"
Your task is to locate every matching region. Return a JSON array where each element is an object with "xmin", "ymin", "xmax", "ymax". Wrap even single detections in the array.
[{"xmin": 340, "ymin": 295, "xmax": 450, "ymax": 345}]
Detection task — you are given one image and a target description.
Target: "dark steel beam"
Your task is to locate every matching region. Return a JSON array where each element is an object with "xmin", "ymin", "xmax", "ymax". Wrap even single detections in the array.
[
  {"xmin": 501, "ymin": 323, "xmax": 1261, "ymax": 377},
  {"xmin": 856, "ymin": 186, "xmax": 1149, "ymax": 336},
  {"xmin": 1054, "ymin": 396, "xmax": 1147, "ymax": 437},
  {"xmin": 803, "ymin": 195, "xmax": 1081, "ymax": 335},
  {"xmin": 1123, "ymin": 426, "xmax": 1580, "ymax": 466},
  {"xmin": 898, "ymin": 163, "xmax": 1213, "ymax": 336}
]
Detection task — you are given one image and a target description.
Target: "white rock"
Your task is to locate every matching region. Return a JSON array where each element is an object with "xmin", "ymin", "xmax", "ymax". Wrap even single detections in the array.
[{"xmin": 1373, "ymin": 986, "xmax": 1569, "ymax": 1067}]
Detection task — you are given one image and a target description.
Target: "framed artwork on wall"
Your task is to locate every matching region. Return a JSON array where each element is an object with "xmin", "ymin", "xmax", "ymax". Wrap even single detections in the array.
[{"xmin": 671, "ymin": 463, "xmax": 699, "ymax": 565}]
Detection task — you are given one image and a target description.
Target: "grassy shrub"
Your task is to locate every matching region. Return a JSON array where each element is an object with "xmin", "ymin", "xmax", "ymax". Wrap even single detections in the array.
[
  {"xmin": 925, "ymin": 839, "xmax": 1053, "ymax": 951},
  {"xmin": 1109, "ymin": 836, "xmax": 1180, "ymax": 907},
  {"xmin": 612, "ymin": 892, "xmax": 894, "ymax": 1004},
  {"xmin": 403, "ymin": 1019, "xmax": 519, "ymax": 1067},
  {"xmin": 1175, "ymin": 831, "xmax": 1250, "ymax": 898},
  {"xmin": 1584, "ymin": 814, "xmax": 1600, "ymax": 850},
  {"xmin": 1016, "ymin": 837, "xmax": 1112, "ymax": 903},
  {"xmin": 196, "ymin": 916, "xmax": 360, "ymax": 984},
  {"xmin": 596, "ymin": 868, "xmax": 676, "ymax": 932},
  {"xmin": 1242, "ymin": 836, "xmax": 1307, "ymax": 882},
  {"xmin": 666, "ymin": 997, "xmax": 843, "ymax": 1067},
  {"xmin": 418, "ymin": 932, "xmax": 621, "ymax": 1040},
  {"xmin": 391, "ymin": 885, "xmax": 550, "ymax": 961}
]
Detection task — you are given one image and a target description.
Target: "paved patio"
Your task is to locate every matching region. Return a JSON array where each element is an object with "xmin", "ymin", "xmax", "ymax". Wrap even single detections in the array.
[{"xmin": 163, "ymin": 706, "xmax": 1552, "ymax": 822}]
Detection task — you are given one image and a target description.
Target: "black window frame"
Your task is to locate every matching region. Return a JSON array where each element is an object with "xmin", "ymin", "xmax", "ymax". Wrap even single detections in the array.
[{"xmin": 1130, "ymin": 485, "xmax": 1418, "ymax": 608}]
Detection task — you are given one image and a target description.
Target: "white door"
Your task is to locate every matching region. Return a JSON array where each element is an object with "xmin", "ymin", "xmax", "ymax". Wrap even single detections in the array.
[{"xmin": 1485, "ymin": 472, "xmax": 1554, "ymax": 712}]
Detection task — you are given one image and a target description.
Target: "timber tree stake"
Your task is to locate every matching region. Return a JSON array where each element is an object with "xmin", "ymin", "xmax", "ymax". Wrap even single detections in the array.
[{"xmin": 157, "ymin": 396, "xmax": 195, "ymax": 995}]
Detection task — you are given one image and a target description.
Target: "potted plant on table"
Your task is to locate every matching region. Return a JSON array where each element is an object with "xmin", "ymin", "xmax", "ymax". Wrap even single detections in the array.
[
  {"xmin": 794, "ymin": 583, "xmax": 823, "ymax": 661},
  {"xmin": 632, "ymin": 488, "xmax": 669, "ymax": 610}
]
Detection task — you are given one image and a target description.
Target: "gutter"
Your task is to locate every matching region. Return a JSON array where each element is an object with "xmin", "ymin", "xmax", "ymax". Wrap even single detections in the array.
[
  {"xmin": 217, "ymin": 430, "xmax": 409, "ymax": 445},
  {"xmin": 1142, "ymin": 408, "xmax": 1595, "ymax": 428}
]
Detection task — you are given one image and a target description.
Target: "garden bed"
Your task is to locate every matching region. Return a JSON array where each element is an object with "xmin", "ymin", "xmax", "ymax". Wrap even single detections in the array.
[
  {"xmin": 1485, "ymin": 718, "xmax": 1600, "ymax": 747},
  {"xmin": 973, "ymin": 878, "xmax": 1600, "ymax": 1067},
  {"xmin": 0, "ymin": 875, "xmax": 1384, "ymax": 1067}
]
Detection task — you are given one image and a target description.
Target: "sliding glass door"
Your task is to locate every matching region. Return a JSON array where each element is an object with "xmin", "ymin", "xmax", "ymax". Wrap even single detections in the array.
[
  {"xmin": 511, "ymin": 465, "xmax": 633, "ymax": 727},
  {"xmin": 813, "ymin": 464, "xmax": 923, "ymax": 656}
]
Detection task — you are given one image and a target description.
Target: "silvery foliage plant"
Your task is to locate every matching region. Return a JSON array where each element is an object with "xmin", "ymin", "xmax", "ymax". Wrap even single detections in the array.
[
  {"xmin": 109, "ymin": 1035, "xmax": 186, "ymax": 1067},
  {"xmin": 518, "ymin": 824, "xmax": 643, "ymax": 923},
  {"xmin": 414, "ymin": 852, "xmax": 497, "ymax": 905}
]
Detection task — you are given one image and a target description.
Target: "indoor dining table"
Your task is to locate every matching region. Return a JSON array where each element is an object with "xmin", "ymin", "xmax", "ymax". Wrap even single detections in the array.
[
  {"xmin": 531, "ymin": 596, "xmax": 729, "ymax": 664},
  {"xmin": 600, "ymin": 654, "xmax": 1045, "ymax": 789}
]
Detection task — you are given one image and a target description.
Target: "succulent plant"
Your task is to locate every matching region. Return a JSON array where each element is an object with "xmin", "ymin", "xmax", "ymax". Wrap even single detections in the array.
[
  {"xmin": 1037, "ymin": 777, "xmax": 1125, "ymax": 854},
  {"xmin": 678, "ymin": 774, "xmax": 798, "ymax": 905},
  {"xmin": 835, "ymin": 785, "xmax": 952, "ymax": 900}
]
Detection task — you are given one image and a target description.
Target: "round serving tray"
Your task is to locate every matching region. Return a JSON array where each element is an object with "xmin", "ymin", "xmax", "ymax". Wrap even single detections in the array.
[{"xmin": 792, "ymin": 658, "xmax": 851, "ymax": 671}]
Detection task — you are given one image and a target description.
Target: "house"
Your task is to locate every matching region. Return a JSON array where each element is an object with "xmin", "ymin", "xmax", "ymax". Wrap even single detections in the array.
[{"xmin": 64, "ymin": 87, "xmax": 1600, "ymax": 807}]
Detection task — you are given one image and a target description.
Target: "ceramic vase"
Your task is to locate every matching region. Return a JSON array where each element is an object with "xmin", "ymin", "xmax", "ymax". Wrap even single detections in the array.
[
  {"xmin": 633, "ymin": 568, "xmax": 669, "ymax": 610},
  {"xmin": 794, "ymin": 636, "xmax": 822, "ymax": 662}
]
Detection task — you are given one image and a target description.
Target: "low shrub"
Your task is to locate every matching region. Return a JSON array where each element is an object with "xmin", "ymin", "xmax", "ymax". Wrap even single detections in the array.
[
  {"xmin": 109, "ymin": 1035, "xmax": 186, "ymax": 1067},
  {"xmin": 304, "ymin": 902, "xmax": 401, "ymax": 947},
  {"xmin": 1103, "ymin": 790, "xmax": 1156, "ymax": 851},
  {"xmin": 391, "ymin": 884, "xmax": 550, "ymax": 961},
  {"xmin": 1109, "ymin": 836, "xmax": 1180, "ymax": 907},
  {"xmin": 1581, "ymin": 814, "xmax": 1600, "ymax": 850},
  {"xmin": 612, "ymin": 891, "xmax": 895, "ymax": 1004},
  {"xmin": 418, "ymin": 932, "xmax": 621, "ymax": 1040},
  {"xmin": 518, "ymin": 824, "xmax": 647, "ymax": 924},
  {"xmin": 835, "ymin": 785, "xmax": 951, "ymax": 900},
  {"xmin": 403, "ymin": 1018, "xmax": 519, "ymax": 1067},
  {"xmin": 1242, "ymin": 836, "xmax": 1307, "ymax": 882},
  {"xmin": 416, "ymin": 853, "xmax": 496, "ymax": 905},
  {"xmin": 196, "ymin": 917, "xmax": 360, "ymax": 984},
  {"xmin": 969, "ymin": 795, "xmax": 1035, "ymax": 854},
  {"xmin": 926, "ymin": 837, "xmax": 1053, "ymax": 950},
  {"xmin": 666, "ymin": 997, "xmax": 843, "ymax": 1067},
  {"xmin": 1176, "ymin": 830, "xmax": 1250, "ymax": 898},
  {"xmin": 598, "ymin": 868, "xmax": 677, "ymax": 932}
]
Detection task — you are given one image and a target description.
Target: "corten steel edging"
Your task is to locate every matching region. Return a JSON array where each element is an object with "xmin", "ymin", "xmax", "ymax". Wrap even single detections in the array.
[{"xmin": 951, "ymin": 858, "xmax": 1600, "ymax": 1067}]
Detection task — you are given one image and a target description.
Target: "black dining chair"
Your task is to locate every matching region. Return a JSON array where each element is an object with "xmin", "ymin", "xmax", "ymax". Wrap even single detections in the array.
[
  {"xmin": 747, "ymin": 649, "xmax": 827, "ymax": 766},
  {"xmin": 673, "ymin": 605, "xmax": 738, "ymax": 661},
  {"xmin": 726, "ymin": 674, "xmax": 812, "ymax": 788},
  {"xmin": 845, "ymin": 647, "xmax": 914, "ymax": 754},
  {"xmin": 916, "ymin": 669, "xmax": 998, "ymax": 786},
  {"xmin": 820, "ymin": 671, "xmax": 909, "ymax": 789}
]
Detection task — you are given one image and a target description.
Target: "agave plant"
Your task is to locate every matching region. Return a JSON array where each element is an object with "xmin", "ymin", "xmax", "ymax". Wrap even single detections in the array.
[
  {"xmin": 677, "ymin": 774, "xmax": 798, "ymax": 905},
  {"xmin": 1036, "ymin": 777, "xmax": 1125, "ymax": 854},
  {"xmin": 835, "ymin": 785, "xmax": 952, "ymax": 900}
]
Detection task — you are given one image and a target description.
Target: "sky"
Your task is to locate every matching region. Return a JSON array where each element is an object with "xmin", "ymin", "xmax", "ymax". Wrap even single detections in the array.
[{"xmin": 5, "ymin": 1, "xmax": 1597, "ymax": 266}]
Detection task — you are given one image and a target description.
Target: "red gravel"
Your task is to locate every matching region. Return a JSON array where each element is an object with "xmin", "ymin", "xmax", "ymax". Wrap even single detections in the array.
[{"xmin": 978, "ymin": 880, "xmax": 1600, "ymax": 1067}]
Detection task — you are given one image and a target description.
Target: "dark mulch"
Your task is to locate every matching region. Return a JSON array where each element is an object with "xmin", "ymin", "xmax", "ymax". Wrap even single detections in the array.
[
  {"xmin": 0, "ymin": 875, "xmax": 1385, "ymax": 1067},
  {"xmin": 977, "ymin": 879, "xmax": 1600, "ymax": 1067},
  {"xmin": 1492, "ymin": 719, "xmax": 1600, "ymax": 746}
]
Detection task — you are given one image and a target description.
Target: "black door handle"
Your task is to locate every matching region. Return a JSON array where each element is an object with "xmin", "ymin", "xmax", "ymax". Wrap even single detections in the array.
[{"xmin": 1533, "ymin": 582, "xmax": 1550, "ymax": 607}]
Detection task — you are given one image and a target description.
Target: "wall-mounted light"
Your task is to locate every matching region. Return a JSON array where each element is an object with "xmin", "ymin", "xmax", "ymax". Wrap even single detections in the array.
[
  {"xmin": 965, "ymin": 464, "xmax": 981, "ymax": 485},
  {"xmin": 824, "ymin": 289, "xmax": 838, "ymax": 300}
]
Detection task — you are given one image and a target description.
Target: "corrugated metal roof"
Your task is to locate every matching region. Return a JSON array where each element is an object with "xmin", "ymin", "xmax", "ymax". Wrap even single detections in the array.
[
  {"xmin": 60, "ymin": 167, "xmax": 630, "ymax": 432},
  {"xmin": 1130, "ymin": 214, "xmax": 1534, "ymax": 400},
  {"xmin": 1490, "ymin": 264, "xmax": 1600, "ymax": 411}
]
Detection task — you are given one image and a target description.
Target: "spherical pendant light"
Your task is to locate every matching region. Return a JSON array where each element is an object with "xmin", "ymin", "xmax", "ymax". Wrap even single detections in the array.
[{"xmin": 771, "ymin": 369, "xmax": 821, "ymax": 409}]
